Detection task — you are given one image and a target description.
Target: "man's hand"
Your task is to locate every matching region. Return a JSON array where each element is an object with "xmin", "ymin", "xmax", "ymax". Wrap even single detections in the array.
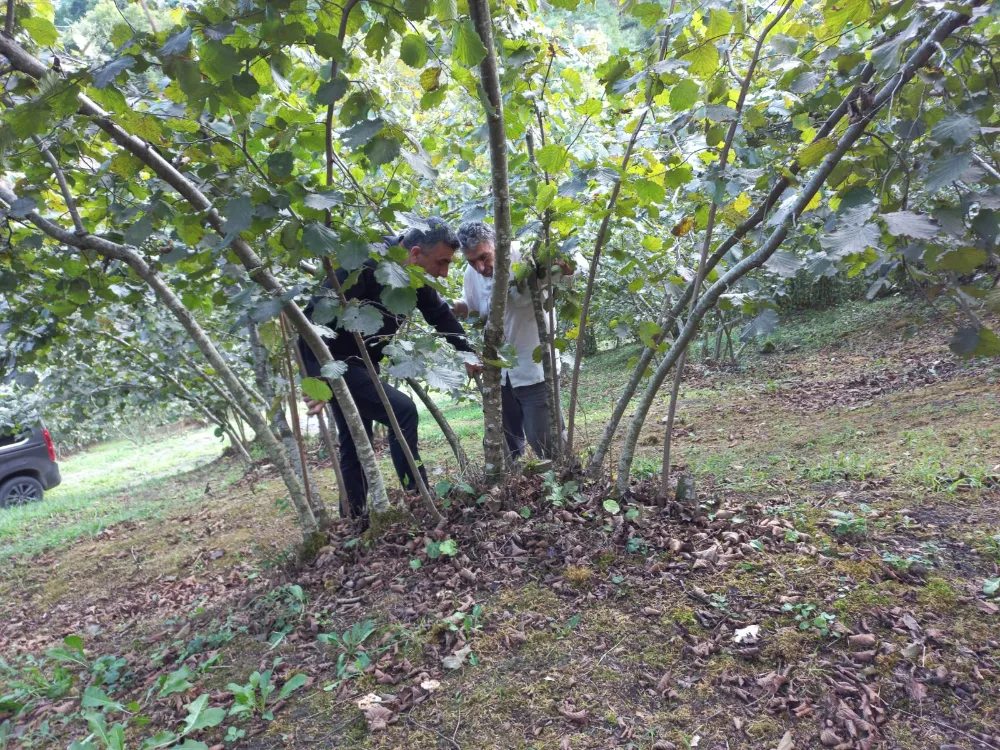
[
  {"xmin": 555, "ymin": 258, "xmax": 573, "ymax": 276},
  {"xmin": 453, "ymin": 300, "xmax": 469, "ymax": 319},
  {"xmin": 465, "ymin": 361, "xmax": 483, "ymax": 379},
  {"xmin": 304, "ymin": 395, "xmax": 328, "ymax": 417}
]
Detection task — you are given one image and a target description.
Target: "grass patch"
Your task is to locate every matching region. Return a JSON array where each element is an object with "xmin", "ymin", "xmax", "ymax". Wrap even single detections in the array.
[{"xmin": 0, "ymin": 428, "xmax": 231, "ymax": 560}]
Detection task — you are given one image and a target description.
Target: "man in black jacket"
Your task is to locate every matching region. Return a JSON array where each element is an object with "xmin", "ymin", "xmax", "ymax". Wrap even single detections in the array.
[{"xmin": 299, "ymin": 218, "xmax": 480, "ymax": 519}]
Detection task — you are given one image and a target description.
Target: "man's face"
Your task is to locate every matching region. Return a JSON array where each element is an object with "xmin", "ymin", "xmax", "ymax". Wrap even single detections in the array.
[
  {"xmin": 464, "ymin": 240, "xmax": 495, "ymax": 278},
  {"xmin": 407, "ymin": 242, "xmax": 456, "ymax": 279}
]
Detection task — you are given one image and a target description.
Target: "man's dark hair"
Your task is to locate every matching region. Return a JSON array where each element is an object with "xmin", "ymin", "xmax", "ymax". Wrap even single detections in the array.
[
  {"xmin": 457, "ymin": 221, "xmax": 495, "ymax": 253},
  {"xmin": 388, "ymin": 217, "xmax": 459, "ymax": 253}
]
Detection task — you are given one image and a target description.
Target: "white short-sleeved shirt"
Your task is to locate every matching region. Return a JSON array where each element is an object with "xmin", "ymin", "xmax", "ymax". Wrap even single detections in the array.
[{"xmin": 460, "ymin": 248, "xmax": 559, "ymax": 388}]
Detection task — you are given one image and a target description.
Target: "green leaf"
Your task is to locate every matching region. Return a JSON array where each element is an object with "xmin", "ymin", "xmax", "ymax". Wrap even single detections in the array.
[
  {"xmin": 22, "ymin": 17, "xmax": 58, "ymax": 46},
  {"xmin": 798, "ymin": 138, "xmax": 836, "ymax": 168},
  {"xmin": 823, "ymin": 0, "xmax": 870, "ymax": 34},
  {"xmin": 321, "ymin": 360, "xmax": 348, "ymax": 380},
  {"xmin": 140, "ymin": 730, "xmax": 180, "ymax": 749},
  {"xmin": 925, "ymin": 151, "xmax": 978, "ymax": 193},
  {"xmin": 400, "ymin": 34, "xmax": 428, "ymax": 68},
  {"xmin": 949, "ymin": 327, "xmax": 1000, "ymax": 359},
  {"xmin": 984, "ymin": 578, "xmax": 1000, "ymax": 596},
  {"xmin": 820, "ymin": 204, "xmax": 878, "ymax": 259},
  {"xmin": 93, "ymin": 57, "xmax": 135, "ymax": 88},
  {"xmin": 931, "ymin": 246, "xmax": 987, "ymax": 274},
  {"xmin": 932, "ymin": 114, "xmax": 980, "ymax": 146},
  {"xmin": 366, "ymin": 135, "xmax": 400, "ymax": 167},
  {"xmin": 536, "ymin": 144, "xmax": 568, "ymax": 173},
  {"xmin": 333, "ymin": 240, "xmax": 369, "ymax": 270},
  {"xmin": 882, "ymin": 211, "xmax": 940, "ymax": 239},
  {"xmin": 302, "ymin": 223, "xmax": 338, "ymax": 256},
  {"xmin": 301, "ymin": 377, "xmax": 333, "ymax": 402},
  {"xmin": 340, "ymin": 305, "xmax": 384, "ymax": 336},
  {"xmin": 314, "ymin": 32, "xmax": 345, "ymax": 60},
  {"xmin": 669, "ymin": 79, "xmax": 699, "ymax": 111},
  {"xmin": 420, "ymin": 66, "xmax": 442, "ymax": 91},
  {"xmin": 266, "ymin": 151, "xmax": 294, "ymax": 180},
  {"xmin": 82, "ymin": 686, "xmax": 126, "ymax": 713},
  {"xmin": 439, "ymin": 539, "xmax": 458, "ymax": 556},
  {"xmin": 199, "ymin": 41, "xmax": 240, "ymax": 82},
  {"xmin": 183, "ymin": 695, "xmax": 226, "ymax": 735},
  {"xmin": 684, "ymin": 43, "xmax": 719, "ymax": 79},
  {"xmin": 575, "ymin": 98, "xmax": 602, "ymax": 117},
  {"xmin": 64, "ymin": 635, "xmax": 85, "ymax": 651},
  {"xmin": 316, "ymin": 76, "xmax": 348, "ymax": 105},
  {"xmin": 341, "ymin": 117, "xmax": 385, "ymax": 149},
  {"xmin": 536, "ymin": 183, "xmax": 556, "ymax": 212},
  {"xmin": 452, "ymin": 21, "xmax": 487, "ymax": 68},
  {"xmin": 375, "ymin": 261, "xmax": 410, "ymax": 288},
  {"xmin": 603, "ymin": 499, "xmax": 620, "ymax": 514},
  {"xmin": 159, "ymin": 666, "xmax": 195, "ymax": 697},
  {"xmin": 707, "ymin": 8, "xmax": 732, "ymax": 37},
  {"xmin": 277, "ymin": 674, "xmax": 308, "ymax": 701},
  {"xmin": 633, "ymin": 178, "xmax": 665, "ymax": 204},
  {"xmin": 380, "ymin": 286, "xmax": 417, "ymax": 314},
  {"xmin": 159, "ymin": 27, "xmax": 193, "ymax": 57}
]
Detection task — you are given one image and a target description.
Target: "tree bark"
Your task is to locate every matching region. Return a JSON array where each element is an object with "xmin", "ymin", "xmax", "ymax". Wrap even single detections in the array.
[
  {"xmin": 527, "ymin": 245, "xmax": 561, "ymax": 461},
  {"xmin": 565, "ymin": 0, "xmax": 677, "ymax": 461},
  {"xmin": 0, "ymin": 33, "xmax": 390, "ymax": 519},
  {"xmin": 468, "ymin": 0, "xmax": 513, "ymax": 484},
  {"xmin": 280, "ymin": 314, "xmax": 329, "ymax": 529},
  {"xmin": 322, "ymin": 263, "xmax": 441, "ymax": 523},
  {"xmin": 585, "ymin": 60, "xmax": 880, "ymax": 477},
  {"xmin": 661, "ymin": 0, "xmax": 793, "ymax": 497},
  {"xmin": 248, "ymin": 319, "xmax": 313, "ymax": 485},
  {"xmin": 613, "ymin": 4, "xmax": 978, "ymax": 496},
  {"xmin": 1, "ymin": 188, "xmax": 321, "ymax": 538}
]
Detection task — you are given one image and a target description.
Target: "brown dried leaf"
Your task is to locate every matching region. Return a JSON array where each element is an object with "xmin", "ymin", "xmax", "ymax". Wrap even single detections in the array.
[
  {"xmin": 657, "ymin": 673, "xmax": 671, "ymax": 695},
  {"xmin": 363, "ymin": 703, "xmax": 395, "ymax": 731},
  {"xmin": 776, "ymin": 730, "xmax": 794, "ymax": 750},
  {"xmin": 558, "ymin": 706, "xmax": 589, "ymax": 725},
  {"xmin": 848, "ymin": 633, "xmax": 876, "ymax": 650},
  {"xmin": 820, "ymin": 729, "xmax": 843, "ymax": 747}
]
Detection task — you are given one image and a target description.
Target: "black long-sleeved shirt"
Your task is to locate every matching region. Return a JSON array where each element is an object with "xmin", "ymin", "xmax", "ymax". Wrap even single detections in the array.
[{"xmin": 299, "ymin": 258, "xmax": 473, "ymax": 377}]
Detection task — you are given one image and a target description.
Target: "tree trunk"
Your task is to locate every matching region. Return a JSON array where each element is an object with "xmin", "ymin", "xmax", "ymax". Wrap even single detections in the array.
[
  {"xmin": 405, "ymin": 377, "xmax": 470, "ymax": 473},
  {"xmin": 586, "ymin": 59, "xmax": 880, "ymax": 477},
  {"xmin": 613, "ymin": 4, "xmax": 976, "ymax": 496},
  {"xmin": 280, "ymin": 315, "xmax": 329, "ymax": 530},
  {"xmin": 322, "ymin": 264, "xmax": 440, "ymax": 523},
  {"xmin": 565, "ymin": 0, "xmax": 677, "ymax": 461},
  {"xmin": 662, "ymin": 0, "xmax": 793, "ymax": 497},
  {"xmin": 468, "ymin": 0, "xmax": 513, "ymax": 485},
  {"xmin": 527, "ymin": 248, "xmax": 561, "ymax": 462}
]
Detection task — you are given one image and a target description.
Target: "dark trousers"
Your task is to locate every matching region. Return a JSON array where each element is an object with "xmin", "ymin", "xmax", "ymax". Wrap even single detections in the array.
[
  {"xmin": 330, "ymin": 363, "xmax": 428, "ymax": 518},
  {"xmin": 501, "ymin": 379, "xmax": 560, "ymax": 461}
]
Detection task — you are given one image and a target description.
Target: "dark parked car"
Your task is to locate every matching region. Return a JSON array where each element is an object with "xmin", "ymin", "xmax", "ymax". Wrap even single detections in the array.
[{"xmin": 0, "ymin": 425, "xmax": 62, "ymax": 507}]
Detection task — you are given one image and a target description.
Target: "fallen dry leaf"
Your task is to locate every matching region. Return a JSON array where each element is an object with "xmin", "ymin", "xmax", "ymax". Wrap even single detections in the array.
[
  {"xmin": 363, "ymin": 703, "xmax": 394, "ymax": 731},
  {"xmin": 776, "ymin": 730, "xmax": 794, "ymax": 750}
]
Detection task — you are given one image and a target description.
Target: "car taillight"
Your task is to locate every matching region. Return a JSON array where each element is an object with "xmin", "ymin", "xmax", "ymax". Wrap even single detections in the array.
[{"xmin": 42, "ymin": 428, "xmax": 56, "ymax": 462}]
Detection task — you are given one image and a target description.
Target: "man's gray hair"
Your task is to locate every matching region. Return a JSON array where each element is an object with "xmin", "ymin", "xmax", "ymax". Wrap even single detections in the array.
[{"xmin": 457, "ymin": 221, "xmax": 495, "ymax": 253}]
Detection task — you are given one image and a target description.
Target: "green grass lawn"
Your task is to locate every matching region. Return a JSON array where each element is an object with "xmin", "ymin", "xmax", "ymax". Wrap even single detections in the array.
[{"xmin": 0, "ymin": 428, "xmax": 232, "ymax": 560}]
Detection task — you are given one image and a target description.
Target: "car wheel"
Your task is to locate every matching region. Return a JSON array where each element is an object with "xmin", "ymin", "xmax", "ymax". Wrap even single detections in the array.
[{"xmin": 0, "ymin": 476, "xmax": 44, "ymax": 507}]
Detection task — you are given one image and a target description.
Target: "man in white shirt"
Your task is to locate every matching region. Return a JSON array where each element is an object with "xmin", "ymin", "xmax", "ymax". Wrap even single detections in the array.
[{"xmin": 454, "ymin": 221, "xmax": 569, "ymax": 461}]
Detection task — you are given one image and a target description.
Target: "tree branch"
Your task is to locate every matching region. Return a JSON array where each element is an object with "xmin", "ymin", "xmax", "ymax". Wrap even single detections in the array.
[
  {"xmin": 0, "ymin": 30, "xmax": 390, "ymax": 519},
  {"xmin": 565, "ymin": 0, "xmax": 678, "ymax": 459},
  {"xmin": 613, "ymin": 4, "xmax": 980, "ymax": 496}
]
